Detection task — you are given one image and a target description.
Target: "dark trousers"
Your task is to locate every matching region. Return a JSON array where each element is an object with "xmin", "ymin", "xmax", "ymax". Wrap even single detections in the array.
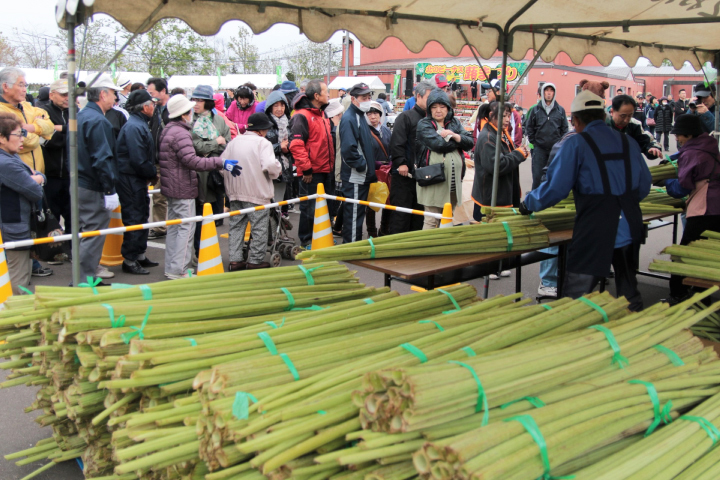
[
  {"xmin": 116, "ymin": 175, "xmax": 150, "ymax": 262},
  {"xmin": 563, "ymin": 243, "xmax": 643, "ymax": 312},
  {"xmin": 341, "ymin": 182, "xmax": 370, "ymax": 243},
  {"xmin": 387, "ymin": 174, "xmax": 424, "ymax": 234},
  {"xmin": 45, "ymin": 176, "xmax": 72, "ymax": 234},
  {"xmin": 365, "ymin": 208, "xmax": 391, "ymax": 236},
  {"xmin": 298, "ymin": 173, "xmax": 332, "ymax": 246},
  {"xmin": 656, "ymin": 131, "xmax": 671, "ymax": 150},
  {"xmin": 670, "ymin": 215, "xmax": 720, "ymax": 298},
  {"xmin": 531, "ymin": 147, "xmax": 551, "ymax": 190}
]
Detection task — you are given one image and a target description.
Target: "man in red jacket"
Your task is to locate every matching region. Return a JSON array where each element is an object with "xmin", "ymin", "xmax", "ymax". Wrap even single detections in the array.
[{"xmin": 289, "ymin": 79, "xmax": 333, "ymax": 247}]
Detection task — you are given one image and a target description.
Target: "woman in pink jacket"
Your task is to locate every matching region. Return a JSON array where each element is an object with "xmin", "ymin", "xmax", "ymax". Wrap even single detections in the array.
[
  {"xmin": 225, "ymin": 85, "xmax": 256, "ymax": 135},
  {"xmin": 222, "ymin": 112, "xmax": 282, "ymax": 271}
]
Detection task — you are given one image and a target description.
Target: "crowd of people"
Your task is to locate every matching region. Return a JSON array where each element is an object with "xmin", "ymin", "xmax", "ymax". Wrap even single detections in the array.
[{"xmin": 0, "ymin": 64, "xmax": 717, "ymax": 307}]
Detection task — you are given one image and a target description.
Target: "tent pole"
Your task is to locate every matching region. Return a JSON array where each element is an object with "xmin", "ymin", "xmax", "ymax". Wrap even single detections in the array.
[
  {"xmin": 506, "ymin": 33, "xmax": 555, "ymax": 99},
  {"xmin": 67, "ymin": 14, "xmax": 80, "ymax": 287},
  {"xmin": 456, "ymin": 26, "xmax": 498, "ymax": 98},
  {"xmin": 490, "ymin": 50, "xmax": 508, "ymax": 208},
  {"xmin": 715, "ymin": 52, "xmax": 719, "ymax": 146}
]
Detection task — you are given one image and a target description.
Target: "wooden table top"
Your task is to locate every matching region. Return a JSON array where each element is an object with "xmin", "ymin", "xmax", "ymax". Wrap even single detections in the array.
[
  {"xmin": 683, "ymin": 277, "xmax": 720, "ymax": 289},
  {"xmin": 348, "ymin": 213, "xmax": 675, "ymax": 280}
]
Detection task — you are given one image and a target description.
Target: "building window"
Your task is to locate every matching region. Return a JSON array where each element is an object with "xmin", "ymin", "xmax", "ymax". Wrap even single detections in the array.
[
  {"xmin": 663, "ymin": 84, "xmax": 669, "ymax": 97},
  {"xmin": 575, "ymin": 85, "xmax": 581, "ymax": 96},
  {"xmin": 538, "ymin": 82, "xmax": 545, "ymax": 97},
  {"xmin": 609, "ymin": 85, "xmax": 616, "ymax": 97}
]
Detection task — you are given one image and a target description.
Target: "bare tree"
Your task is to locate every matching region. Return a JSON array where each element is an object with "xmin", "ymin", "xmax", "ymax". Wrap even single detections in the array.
[
  {"xmin": 0, "ymin": 33, "xmax": 20, "ymax": 66},
  {"xmin": 11, "ymin": 28, "xmax": 56, "ymax": 68},
  {"xmin": 286, "ymin": 40, "xmax": 341, "ymax": 80},
  {"xmin": 228, "ymin": 26, "xmax": 260, "ymax": 74},
  {"xmin": 54, "ymin": 18, "xmax": 120, "ymax": 71}
]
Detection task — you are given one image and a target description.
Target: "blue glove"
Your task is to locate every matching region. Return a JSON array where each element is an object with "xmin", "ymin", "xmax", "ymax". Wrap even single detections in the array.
[{"xmin": 223, "ymin": 159, "xmax": 242, "ymax": 177}]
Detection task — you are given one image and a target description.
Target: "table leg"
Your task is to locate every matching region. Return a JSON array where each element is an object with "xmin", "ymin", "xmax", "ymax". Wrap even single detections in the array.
[
  {"xmin": 483, "ymin": 275, "xmax": 490, "ymax": 299},
  {"xmin": 384, "ymin": 274, "xmax": 391, "ymax": 288},
  {"xmin": 515, "ymin": 259, "xmax": 522, "ymax": 295},
  {"xmin": 672, "ymin": 213, "xmax": 679, "ymax": 244},
  {"xmin": 427, "ymin": 275, "xmax": 435, "ymax": 290},
  {"xmin": 557, "ymin": 245, "xmax": 567, "ymax": 297}
]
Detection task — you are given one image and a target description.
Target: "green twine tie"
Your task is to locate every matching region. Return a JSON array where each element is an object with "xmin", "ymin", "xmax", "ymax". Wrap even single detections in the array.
[
  {"xmin": 121, "ymin": 306, "xmax": 152, "ymax": 344},
  {"xmin": 265, "ymin": 318, "xmax": 285, "ymax": 329},
  {"xmin": 18, "ymin": 286, "xmax": 32, "ymax": 295},
  {"xmin": 504, "ymin": 415, "xmax": 574, "ymax": 480},
  {"xmin": 363, "ymin": 298, "xmax": 374, "ymax": 304},
  {"xmin": 78, "ymin": 276, "xmax": 101, "ymax": 295},
  {"xmin": 232, "ymin": 392, "xmax": 258, "ymax": 420},
  {"xmin": 681, "ymin": 416, "xmax": 720, "ymax": 445},
  {"xmin": 437, "ymin": 288, "xmax": 462, "ymax": 314},
  {"xmin": 654, "ymin": 345, "xmax": 685, "ymax": 366},
  {"xmin": 297, "ymin": 265, "xmax": 322, "ymax": 285},
  {"xmin": 258, "ymin": 331, "xmax": 278, "ymax": 355},
  {"xmin": 578, "ymin": 297, "xmax": 609, "ymax": 323},
  {"xmin": 448, "ymin": 360, "xmax": 489, "ymax": 426},
  {"xmin": 281, "ymin": 287, "xmax": 325, "ymax": 311},
  {"xmin": 401, "ymin": 343, "xmax": 428, "ymax": 363},
  {"xmin": 502, "ymin": 221, "xmax": 513, "ymax": 251},
  {"xmin": 139, "ymin": 284, "xmax": 152, "ymax": 300},
  {"xmin": 501, "ymin": 396, "xmax": 546, "ymax": 410},
  {"xmin": 461, "ymin": 346, "xmax": 477, "ymax": 357},
  {"xmin": 280, "ymin": 353, "xmax": 300, "ymax": 380},
  {"xmin": 368, "ymin": 237, "xmax": 376, "ymax": 259},
  {"xmin": 102, "ymin": 304, "xmax": 126, "ymax": 328},
  {"xmin": 542, "ymin": 304, "xmax": 552, "ymax": 310},
  {"xmin": 187, "ymin": 269, "xmax": 193, "ymax": 278},
  {"xmin": 418, "ymin": 320, "xmax": 444, "ymax": 331},
  {"xmin": 588, "ymin": 324, "xmax": 629, "ymax": 369},
  {"xmin": 628, "ymin": 380, "xmax": 673, "ymax": 436},
  {"xmin": 185, "ymin": 338, "xmax": 197, "ymax": 347},
  {"xmin": 512, "ymin": 208, "xmax": 518, "ymax": 215}
]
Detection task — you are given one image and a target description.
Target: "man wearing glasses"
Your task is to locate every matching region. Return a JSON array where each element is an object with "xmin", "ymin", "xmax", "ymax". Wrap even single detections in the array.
[{"xmin": 606, "ymin": 94, "xmax": 662, "ymax": 160}]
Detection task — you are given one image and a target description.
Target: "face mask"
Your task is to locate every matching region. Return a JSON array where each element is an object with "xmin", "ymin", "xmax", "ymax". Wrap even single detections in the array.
[{"xmin": 358, "ymin": 101, "xmax": 372, "ymax": 112}]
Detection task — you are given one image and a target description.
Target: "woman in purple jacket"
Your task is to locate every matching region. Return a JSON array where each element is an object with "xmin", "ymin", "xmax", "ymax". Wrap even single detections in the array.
[
  {"xmin": 663, "ymin": 114, "xmax": 720, "ymax": 302},
  {"xmin": 159, "ymin": 95, "xmax": 241, "ymax": 279}
]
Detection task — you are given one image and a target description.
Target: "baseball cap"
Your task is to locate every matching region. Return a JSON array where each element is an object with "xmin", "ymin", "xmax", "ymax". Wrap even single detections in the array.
[
  {"xmin": 349, "ymin": 83, "xmax": 372, "ymax": 96},
  {"xmin": 49, "ymin": 79, "xmax": 68, "ymax": 94},
  {"xmin": 571, "ymin": 90, "xmax": 605, "ymax": 113},
  {"xmin": 93, "ymin": 74, "xmax": 122, "ymax": 91},
  {"xmin": 126, "ymin": 89, "xmax": 153, "ymax": 108},
  {"xmin": 435, "ymin": 74, "xmax": 448, "ymax": 88},
  {"xmin": 694, "ymin": 82, "xmax": 716, "ymax": 98}
]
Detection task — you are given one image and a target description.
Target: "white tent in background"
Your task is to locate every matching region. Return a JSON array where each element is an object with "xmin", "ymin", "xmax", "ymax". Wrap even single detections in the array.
[
  {"xmin": 328, "ymin": 76, "xmax": 387, "ymax": 93},
  {"xmin": 168, "ymin": 74, "xmax": 286, "ymax": 91},
  {"xmin": 4, "ymin": 68, "xmax": 151, "ymax": 87},
  {"xmin": 167, "ymin": 75, "xmax": 217, "ymax": 90}
]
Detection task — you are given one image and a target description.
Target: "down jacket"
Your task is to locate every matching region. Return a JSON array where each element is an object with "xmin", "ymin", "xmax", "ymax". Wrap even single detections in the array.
[
  {"xmin": 289, "ymin": 93, "xmax": 334, "ymax": 176},
  {"xmin": 264, "ymin": 90, "xmax": 294, "ymax": 183},
  {"xmin": 159, "ymin": 120, "xmax": 224, "ymax": 199},
  {"xmin": 0, "ymin": 149, "xmax": 44, "ymax": 244},
  {"xmin": 226, "ymin": 98, "xmax": 256, "ymax": 135},
  {"xmin": 654, "ymin": 103, "xmax": 674, "ymax": 133},
  {"xmin": 0, "ymin": 95, "xmax": 55, "ymax": 173},
  {"xmin": 472, "ymin": 122, "xmax": 527, "ymax": 208}
]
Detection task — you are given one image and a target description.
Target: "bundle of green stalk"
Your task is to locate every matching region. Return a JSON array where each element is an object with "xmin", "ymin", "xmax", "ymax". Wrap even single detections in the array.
[
  {"xmin": 482, "ymin": 203, "xmax": 682, "ymax": 233},
  {"xmin": 690, "ymin": 302, "xmax": 720, "ymax": 342},
  {"xmin": 178, "ymin": 292, "xmax": 630, "ymax": 479},
  {"xmin": 296, "ymin": 219, "xmax": 550, "ymax": 262},
  {"xmin": 566, "ymin": 389, "xmax": 720, "ymax": 480},
  {"xmin": 645, "ymin": 187, "xmax": 686, "ymax": 208},
  {"xmin": 2, "ymin": 263, "xmax": 368, "ymax": 479},
  {"xmin": 358, "ymin": 289, "xmax": 719, "ymax": 434},
  {"xmin": 404, "ymin": 289, "xmax": 720, "ymax": 480},
  {"xmin": 650, "ymin": 160, "xmax": 679, "ymax": 183},
  {"xmin": 649, "ymin": 230, "xmax": 720, "ymax": 283}
]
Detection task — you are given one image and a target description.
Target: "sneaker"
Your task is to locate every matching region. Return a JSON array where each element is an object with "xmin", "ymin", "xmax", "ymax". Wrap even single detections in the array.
[
  {"xmin": 500, "ymin": 270, "xmax": 511, "ymax": 277},
  {"xmin": 148, "ymin": 230, "xmax": 166, "ymax": 240},
  {"xmin": 489, "ymin": 273, "xmax": 500, "ymax": 280},
  {"xmin": 95, "ymin": 265, "xmax": 115, "ymax": 279},
  {"xmin": 537, "ymin": 285, "xmax": 558, "ymax": 298},
  {"xmin": 165, "ymin": 272, "xmax": 190, "ymax": 280},
  {"xmin": 31, "ymin": 266, "xmax": 53, "ymax": 277},
  {"xmin": 47, "ymin": 253, "xmax": 69, "ymax": 265}
]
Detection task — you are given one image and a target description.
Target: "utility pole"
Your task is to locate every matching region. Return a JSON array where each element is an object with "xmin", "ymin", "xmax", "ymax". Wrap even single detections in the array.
[
  {"xmin": 44, "ymin": 38, "xmax": 48, "ymax": 69},
  {"xmin": 327, "ymin": 43, "xmax": 332, "ymax": 85},
  {"xmin": 344, "ymin": 32, "xmax": 349, "ymax": 77}
]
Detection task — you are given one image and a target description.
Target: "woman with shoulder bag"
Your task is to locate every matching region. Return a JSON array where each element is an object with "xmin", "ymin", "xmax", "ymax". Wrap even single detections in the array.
[
  {"xmin": 366, "ymin": 101, "xmax": 392, "ymax": 236},
  {"xmin": 415, "ymin": 89, "xmax": 474, "ymax": 229},
  {"xmin": 0, "ymin": 113, "xmax": 45, "ymax": 293}
]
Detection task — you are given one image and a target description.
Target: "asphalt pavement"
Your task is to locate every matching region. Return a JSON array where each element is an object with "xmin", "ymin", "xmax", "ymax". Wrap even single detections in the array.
[{"xmin": 0, "ymin": 137, "xmax": 695, "ymax": 479}]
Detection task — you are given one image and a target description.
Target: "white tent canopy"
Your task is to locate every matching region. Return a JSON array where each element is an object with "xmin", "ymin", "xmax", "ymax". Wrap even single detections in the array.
[
  {"xmin": 59, "ymin": 0, "xmax": 719, "ymax": 69},
  {"xmin": 168, "ymin": 73, "xmax": 286, "ymax": 90},
  {"xmin": 3, "ymin": 68, "xmax": 151, "ymax": 87},
  {"xmin": 328, "ymin": 76, "xmax": 387, "ymax": 92}
]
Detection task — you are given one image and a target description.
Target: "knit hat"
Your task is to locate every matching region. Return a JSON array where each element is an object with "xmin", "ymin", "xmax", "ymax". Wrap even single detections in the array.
[
  {"xmin": 246, "ymin": 112, "xmax": 274, "ymax": 131},
  {"xmin": 167, "ymin": 94, "xmax": 195, "ymax": 119},
  {"xmin": 670, "ymin": 114, "xmax": 704, "ymax": 136},
  {"xmin": 280, "ymin": 81, "xmax": 298, "ymax": 94},
  {"xmin": 126, "ymin": 89, "xmax": 153, "ymax": 108}
]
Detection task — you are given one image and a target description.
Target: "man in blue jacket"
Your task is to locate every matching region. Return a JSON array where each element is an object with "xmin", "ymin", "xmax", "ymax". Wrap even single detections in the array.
[
  {"xmin": 77, "ymin": 74, "xmax": 122, "ymax": 285},
  {"xmin": 339, "ymin": 83, "xmax": 376, "ymax": 243},
  {"xmin": 693, "ymin": 82, "xmax": 716, "ymax": 134},
  {"xmin": 520, "ymin": 90, "xmax": 651, "ymax": 311},
  {"xmin": 116, "ymin": 89, "xmax": 160, "ymax": 275}
]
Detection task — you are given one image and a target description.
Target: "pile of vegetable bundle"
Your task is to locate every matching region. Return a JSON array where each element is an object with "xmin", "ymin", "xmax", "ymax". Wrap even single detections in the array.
[
  {"xmin": 650, "ymin": 161, "xmax": 679, "ymax": 183},
  {"xmin": 650, "ymin": 230, "xmax": 720, "ymax": 283},
  {"xmin": 297, "ymin": 219, "xmax": 550, "ymax": 262}
]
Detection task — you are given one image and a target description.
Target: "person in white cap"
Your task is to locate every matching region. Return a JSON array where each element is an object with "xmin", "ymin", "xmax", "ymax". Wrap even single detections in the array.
[
  {"xmin": 116, "ymin": 73, "xmax": 132, "ymax": 108},
  {"xmin": 519, "ymin": 90, "xmax": 651, "ymax": 311},
  {"xmin": 76, "ymin": 73, "xmax": 124, "ymax": 285}
]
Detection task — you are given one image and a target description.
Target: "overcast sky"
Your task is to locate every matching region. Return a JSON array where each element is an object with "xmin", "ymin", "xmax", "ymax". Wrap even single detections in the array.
[{"xmin": 2, "ymin": 0, "xmax": 647, "ymax": 69}]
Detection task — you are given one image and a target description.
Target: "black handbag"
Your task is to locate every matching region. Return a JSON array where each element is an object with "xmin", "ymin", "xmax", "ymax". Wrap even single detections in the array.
[{"xmin": 415, "ymin": 150, "xmax": 446, "ymax": 187}]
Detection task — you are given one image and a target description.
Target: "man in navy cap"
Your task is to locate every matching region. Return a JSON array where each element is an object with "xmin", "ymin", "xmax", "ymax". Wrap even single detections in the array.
[
  {"xmin": 339, "ymin": 82, "xmax": 377, "ymax": 243},
  {"xmin": 693, "ymin": 81, "xmax": 716, "ymax": 133}
]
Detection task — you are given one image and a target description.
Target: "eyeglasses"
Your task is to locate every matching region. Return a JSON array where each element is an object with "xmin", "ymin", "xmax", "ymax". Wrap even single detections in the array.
[
  {"xmin": 13, "ymin": 82, "xmax": 29, "ymax": 89},
  {"xmin": 9, "ymin": 129, "xmax": 28, "ymax": 138}
]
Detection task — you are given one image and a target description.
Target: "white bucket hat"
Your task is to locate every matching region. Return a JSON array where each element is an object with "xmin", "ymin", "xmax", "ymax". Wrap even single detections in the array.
[
  {"xmin": 93, "ymin": 74, "xmax": 122, "ymax": 91},
  {"xmin": 167, "ymin": 94, "xmax": 196, "ymax": 119}
]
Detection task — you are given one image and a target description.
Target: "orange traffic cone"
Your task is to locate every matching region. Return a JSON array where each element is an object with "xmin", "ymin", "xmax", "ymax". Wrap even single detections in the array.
[
  {"xmin": 100, "ymin": 206, "xmax": 124, "ymax": 266},
  {"xmin": 0, "ymin": 231, "xmax": 13, "ymax": 307},
  {"xmin": 197, "ymin": 203, "xmax": 224, "ymax": 276},
  {"xmin": 439, "ymin": 203, "xmax": 453, "ymax": 229},
  {"xmin": 311, "ymin": 183, "xmax": 334, "ymax": 251}
]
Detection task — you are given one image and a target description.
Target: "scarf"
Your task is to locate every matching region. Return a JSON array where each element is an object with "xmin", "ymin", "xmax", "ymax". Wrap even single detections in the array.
[
  {"xmin": 274, "ymin": 114, "xmax": 291, "ymax": 172},
  {"xmin": 192, "ymin": 111, "xmax": 218, "ymax": 140}
]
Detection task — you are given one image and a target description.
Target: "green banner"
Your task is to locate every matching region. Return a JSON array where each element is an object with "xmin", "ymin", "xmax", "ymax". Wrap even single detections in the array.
[
  {"xmin": 217, "ymin": 66, "xmax": 222, "ymax": 89},
  {"xmin": 110, "ymin": 63, "xmax": 117, "ymax": 83},
  {"xmin": 53, "ymin": 61, "xmax": 58, "ymax": 81},
  {"xmin": 393, "ymin": 74, "xmax": 401, "ymax": 97},
  {"xmin": 276, "ymin": 66, "xmax": 282, "ymax": 85},
  {"xmin": 416, "ymin": 62, "xmax": 528, "ymax": 83}
]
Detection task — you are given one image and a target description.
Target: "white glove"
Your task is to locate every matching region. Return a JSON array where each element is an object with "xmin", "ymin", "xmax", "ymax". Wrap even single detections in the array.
[{"xmin": 104, "ymin": 193, "xmax": 120, "ymax": 211}]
